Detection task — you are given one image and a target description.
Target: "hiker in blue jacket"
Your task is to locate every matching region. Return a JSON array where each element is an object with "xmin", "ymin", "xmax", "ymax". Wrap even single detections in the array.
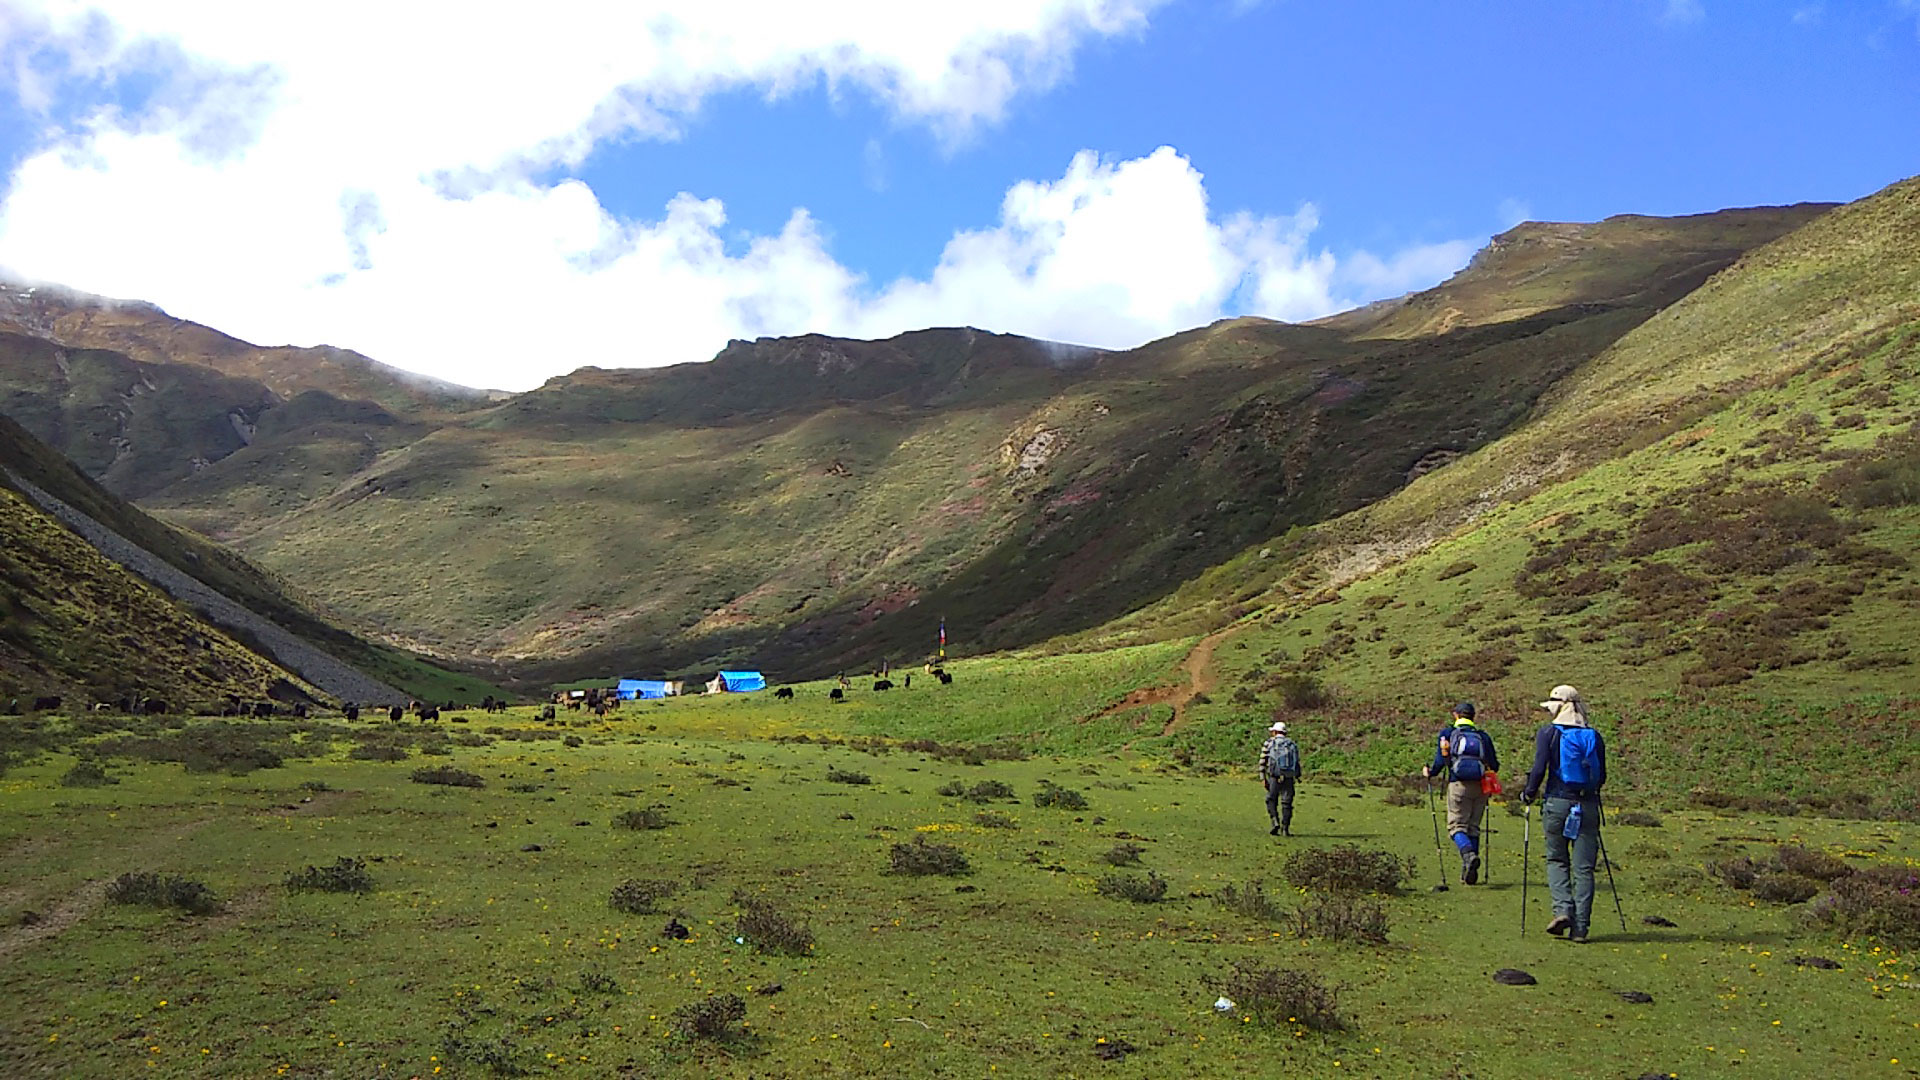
[
  {"xmin": 1423, "ymin": 702, "xmax": 1499, "ymax": 884},
  {"xmin": 1522, "ymin": 684, "xmax": 1607, "ymax": 942}
]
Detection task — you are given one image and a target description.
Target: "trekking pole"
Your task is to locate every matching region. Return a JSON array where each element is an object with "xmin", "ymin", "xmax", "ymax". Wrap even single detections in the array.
[
  {"xmin": 1519, "ymin": 801, "xmax": 1531, "ymax": 936},
  {"xmin": 1596, "ymin": 798, "xmax": 1628, "ymax": 932},
  {"xmin": 1424, "ymin": 778, "xmax": 1451, "ymax": 893},
  {"xmin": 1483, "ymin": 814, "xmax": 1492, "ymax": 886}
]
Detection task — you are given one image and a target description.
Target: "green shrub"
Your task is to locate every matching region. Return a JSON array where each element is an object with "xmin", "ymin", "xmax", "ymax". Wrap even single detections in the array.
[
  {"xmin": 1215, "ymin": 880, "xmax": 1283, "ymax": 922},
  {"xmin": 1095, "ymin": 872, "xmax": 1166, "ymax": 903},
  {"xmin": 1032, "ymin": 781, "xmax": 1089, "ymax": 810},
  {"xmin": 825, "ymin": 767, "xmax": 872, "ymax": 785},
  {"xmin": 106, "ymin": 871, "xmax": 218, "ymax": 915},
  {"xmin": 1751, "ymin": 872, "xmax": 1821, "ymax": 904},
  {"xmin": 1612, "ymin": 810, "xmax": 1663, "ymax": 827},
  {"xmin": 1292, "ymin": 892, "xmax": 1390, "ymax": 944},
  {"xmin": 410, "ymin": 766, "xmax": 484, "ymax": 788},
  {"xmin": 671, "ymin": 994, "xmax": 746, "ymax": 1040},
  {"xmin": 349, "ymin": 743, "xmax": 408, "ymax": 762},
  {"xmin": 1274, "ymin": 674, "xmax": 1331, "ymax": 710},
  {"xmin": 612, "ymin": 807, "xmax": 671, "ymax": 830},
  {"xmin": 285, "ymin": 857, "xmax": 375, "ymax": 894},
  {"xmin": 1101, "ymin": 842, "xmax": 1145, "ymax": 866},
  {"xmin": 732, "ymin": 892, "xmax": 814, "ymax": 955},
  {"xmin": 1774, "ymin": 845, "xmax": 1854, "ymax": 882},
  {"xmin": 1209, "ymin": 960, "xmax": 1342, "ymax": 1030},
  {"xmin": 972, "ymin": 810, "xmax": 1018, "ymax": 829},
  {"xmin": 609, "ymin": 878, "xmax": 678, "ymax": 914},
  {"xmin": 578, "ymin": 969, "xmax": 619, "ymax": 995},
  {"xmin": 1804, "ymin": 865, "xmax": 1920, "ymax": 949},
  {"xmin": 889, "ymin": 836, "xmax": 971, "ymax": 876},
  {"xmin": 1283, "ymin": 845, "xmax": 1408, "ymax": 895},
  {"xmin": 59, "ymin": 760, "xmax": 115, "ymax": 787}
]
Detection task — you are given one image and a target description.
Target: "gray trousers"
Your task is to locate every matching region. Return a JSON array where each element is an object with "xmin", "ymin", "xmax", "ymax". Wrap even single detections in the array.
[
  {"xmin": 1542, "ymin": 797, "xmax": 1600, "ymax": 933},
  {"xmin": 1264, "ymin": 777, "xmax": 1295, "ymax": 827}
]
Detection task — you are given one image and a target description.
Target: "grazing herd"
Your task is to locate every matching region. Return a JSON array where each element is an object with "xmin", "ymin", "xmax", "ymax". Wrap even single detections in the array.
[{"xmin": 4, "ymin": 668, "xmax": 954, "ymax": 721}]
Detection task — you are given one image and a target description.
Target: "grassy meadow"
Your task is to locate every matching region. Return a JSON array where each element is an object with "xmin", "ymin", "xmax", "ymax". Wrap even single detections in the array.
[{"xmin": 3, "ymin": 668, "xmax": 1915, "ymax": 1079}]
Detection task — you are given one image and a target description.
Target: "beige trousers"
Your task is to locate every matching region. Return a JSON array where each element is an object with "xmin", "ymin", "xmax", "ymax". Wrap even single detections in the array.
[{"xmin": 1445, "ymin": 780, "xmax": 1487, "ymax": 842}]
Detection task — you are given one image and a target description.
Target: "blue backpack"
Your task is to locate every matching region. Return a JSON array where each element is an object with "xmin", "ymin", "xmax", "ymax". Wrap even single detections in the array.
[
  {"xmin": 1555, "ymin": 726, "xmax": 1601, "ymax": 792},
  {"xmin": 1448, "ymin": 728, "xmax": 1487, "ymax": 782}
]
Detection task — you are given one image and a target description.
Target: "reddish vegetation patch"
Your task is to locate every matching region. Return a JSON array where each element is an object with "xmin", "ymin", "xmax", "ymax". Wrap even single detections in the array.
[
  {"xmin": 855, "ymin": 585, "xmax": 922, "ymax": 624},
  {"xmin": 1308, "ymin": 375, "xmax": 1366, "ymax": 407},
  {"xmin": 940, "ymin": 495, "xmax": 987, "ymax": 517},
  {"xmin": 1045, "ymin": 485, "xmax": 1104, "ymax": 513}
]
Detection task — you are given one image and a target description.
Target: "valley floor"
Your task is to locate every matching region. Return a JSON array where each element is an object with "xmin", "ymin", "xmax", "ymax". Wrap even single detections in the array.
[{"xmin": 1, "ymin": 688, "xmax": 1915, "ymax": 1079}]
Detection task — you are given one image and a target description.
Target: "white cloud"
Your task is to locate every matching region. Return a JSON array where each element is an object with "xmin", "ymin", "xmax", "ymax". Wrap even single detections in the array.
[
  {"xmin": 0, "ymin": 4, "xmax": 1478, "ymax": 391},
  {"xmin": 1661, "ymin": 0, "xmax": 1706, "ymax": 25}
]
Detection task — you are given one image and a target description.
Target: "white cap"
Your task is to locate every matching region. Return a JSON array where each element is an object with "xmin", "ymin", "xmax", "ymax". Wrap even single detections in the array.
[
  {"xmin": 1539, "ymin": 684, "xmax": 1583, "ymax": 710},
  {"xmin": 1269, "ymin": 721, "xmax": 1287, "ymax": 734}
]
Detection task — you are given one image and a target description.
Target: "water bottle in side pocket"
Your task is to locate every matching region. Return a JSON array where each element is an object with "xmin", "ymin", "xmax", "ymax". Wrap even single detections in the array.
[{"xmin": 1562, "ymin": 803, "xmax": 1584, "ymax": 840}]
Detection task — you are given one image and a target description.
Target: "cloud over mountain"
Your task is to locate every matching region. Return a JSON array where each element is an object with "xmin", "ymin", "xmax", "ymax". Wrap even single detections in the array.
[{"xmin": 0, "ymin": 3, "xmax": 1475, "ymax": 389}]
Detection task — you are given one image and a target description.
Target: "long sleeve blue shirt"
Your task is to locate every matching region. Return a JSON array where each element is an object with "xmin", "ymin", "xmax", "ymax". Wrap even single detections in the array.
[
  {"xmin": 1523, "ymin": 723, "xmax": 1607, "ymax": 801},
  {"xmin": 1427, "ymin": 725, "xmax": 1499, "ymax": 779}
]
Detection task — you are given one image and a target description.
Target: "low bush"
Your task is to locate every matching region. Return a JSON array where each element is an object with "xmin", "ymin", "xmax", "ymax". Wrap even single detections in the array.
[
  {"xmin": 298, "ymin": 780, "xmax": 333, "ymax": 792},
  {"xmin": 732, "ymin": 892, "xmax": 814, "ymax": 955},
  {"xmin": 1751, "ymin": 872, "xmax": 1821, "ymax": 905},
  {"xmin": 348, "ymin": 743, "xmax": 408, "ymax": 762},
  {"xmin": 285, "ymin": 856, "xmax": 375, "ymax": 894},
  {"xmin": 964, "ymin": 780, "xmax": 1015, "ymax": 802},
  {"xmin": 1101, "ymin": 842, "xmax": 1146, "ymax": 866},
  {"xmin": 612, "ymin": 807, "xmax": 671, "ymax": 830},
  {"xmin": 1292, "ymin": 893, "xmax": 1390, "ymax": 944},
  {"xmin": 578, "ymin": 969, "xmax": 619, "ymax": 995},
  {"xmin": 825, "ymin": 767, "xmax": 872, "ymax": 785},
  {"xmin": 1283, "ymin": 845, "xmax": 1408, "ymax": 895},
  {"xmin": 1708, "ymin": 855, "xmax": 1760, "ymax": 890},
  {"xmin": 1774, "ymin": 845, "xmax": 1854, "ymax": 882},
  {"xmin": 59, "ymin": 760, "xmax": 115, "ymax": 787},
  {"xmin": 1612, "ymin": 810, "xmax": 1663, "ymax": 827},
  {"xmin": 1273, "ymin": 674, "xmax": 1331, "ymax": 710},
  {"xmin": 1804, "ymin": 865, "xmax": 1920, "ymax": 949},
  {"xmin": 972, "ymin": 810, "xmax": 1018, "ymax": 829},
  {"xmin": 1032, "ymin": 781, "xmax": 1089, "ymax": 810},
  {"xmin": 934, "ymin": 780, "xmax": 967, "ymax": 797},
  {"xmin": 106, "ymin": 871, "xmax": 218, "ymax": 915},
  {"xmin": 889, "ymin": 836, "xmax": 971, "ymax": 876},
  {"xmin": 1095, "ymin": 872, "xmax": 1167, "ymax": 903},
  {"xmin": 609, "ymin": 878, "xmax": 678, "ymax": 914},
  {"xmin": 670, "ymin": 993, "xmax": 747, "ymax": 1040},
  {"xmin": 1210, "ymin": 960, "xmax": 1342, "ymax": 1030},
  {"xmin": 410, "ymin": 766, "xmax": 484, "ymax": 788},
  {"xmin": 1215, "ymin": 880, "xmax": 1283, "ymax": 922}
]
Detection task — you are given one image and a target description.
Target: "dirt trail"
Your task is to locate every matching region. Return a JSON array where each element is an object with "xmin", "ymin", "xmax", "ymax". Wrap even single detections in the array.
[
  {"xmin": 1087, "ymin": 623, "xmax": 1241, "ymax": 739},
  {"xmin": 0, "ymin": 879, "xmax": 112, "ymax": 962}
]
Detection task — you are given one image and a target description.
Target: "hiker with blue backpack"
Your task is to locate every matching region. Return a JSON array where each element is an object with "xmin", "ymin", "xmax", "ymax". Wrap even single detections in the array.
[
  {"xmin": 1423, "ymin": 702, "xmax": 1500, "ymax": 885},
  {"xmin": 1522, "ymin": 684, "xmax": 1607, "ymax": 943},
  {"xmin": 1259, "ymin": 720, "xmax": 1302, "ymax": 836}
]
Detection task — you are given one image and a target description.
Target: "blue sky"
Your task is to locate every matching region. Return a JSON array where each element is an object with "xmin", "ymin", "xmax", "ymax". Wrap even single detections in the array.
[{"xmin": 0, "ymin": 1, "xmax": 1914, "ymax": 389}]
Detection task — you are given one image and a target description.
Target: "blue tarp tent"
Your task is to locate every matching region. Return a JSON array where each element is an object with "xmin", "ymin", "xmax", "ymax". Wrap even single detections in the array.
[
  {"xmin": 713, "ymin": 671, "xmax": 766, "ymax": 693},
  {"xmin": 617, "ymin": 679, "xmax": 671, "ymax": 700}
]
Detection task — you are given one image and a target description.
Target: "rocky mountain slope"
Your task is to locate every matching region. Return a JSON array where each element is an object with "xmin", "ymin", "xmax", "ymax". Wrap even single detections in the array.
[{"xmin": 0, "ymin": 414, "xmax": 501, "ymax": 706}]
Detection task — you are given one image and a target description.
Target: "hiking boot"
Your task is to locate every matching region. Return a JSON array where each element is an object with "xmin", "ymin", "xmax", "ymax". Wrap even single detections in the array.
[
  {"xmin": 1270, "ymin": 824, "xmax": 1281, "ymax": 836},
  {"xmin": 1568, "ymin": 928, "xmax": 1590, "ymax": 944},
  {"xmin": 1462, "ymin": 851, "xmax": 1480, "ymax": 886},
  {"xmin": 1545, "ymin": 915, "xmax": 1572, "ymax": 937}
]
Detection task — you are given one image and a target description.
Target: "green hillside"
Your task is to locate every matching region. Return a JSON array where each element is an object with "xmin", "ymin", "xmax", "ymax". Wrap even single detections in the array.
[
  {"xmin": 128, "ymin": 205, "xmax": 1823, "ymax": 684},
  {"xmin": 0, "ymin": 414, "xmax": 505, "ymax": 705},
  {"xmin": 1111, "ymin": 176, "xmax": 1920, "ymax": 806},
  {"xmin": 0, "ymin": 480, "xmax": 314, "ymax": 706}
]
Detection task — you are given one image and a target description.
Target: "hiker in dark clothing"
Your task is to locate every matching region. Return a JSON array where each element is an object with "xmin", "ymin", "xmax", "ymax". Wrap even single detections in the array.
[
  {"xmin": 1423, "ymin": 702, "xmax": 1499, "ymax": 884},
  {"xmin": 1258, "ymin": 720, "xmax": 1301, "ymax": 836},
  {"xmin": 1522, "ymin": 684, "xmax": 1607, "ymax": 942}
]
